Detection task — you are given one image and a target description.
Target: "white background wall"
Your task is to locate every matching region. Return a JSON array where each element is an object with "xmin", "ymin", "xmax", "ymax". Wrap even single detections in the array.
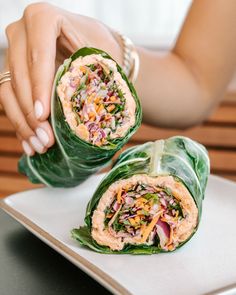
[{"xmin": 0, "ymin": 0, "xmax": 191, "ymax": 49}]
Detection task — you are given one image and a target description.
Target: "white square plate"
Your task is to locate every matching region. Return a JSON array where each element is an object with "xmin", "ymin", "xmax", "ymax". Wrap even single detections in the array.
[{"xmin": 1, "ymin": 174, "xmax": 236, "ymax": 295}]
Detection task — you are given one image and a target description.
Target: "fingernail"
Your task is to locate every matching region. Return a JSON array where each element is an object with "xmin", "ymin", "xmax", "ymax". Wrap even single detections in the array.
[
  {"xmin": 36, "ymin": 127, "xmax": 49, "ymax": 146},
  {"xmin": 29, "ymin": 136, "xmax": 44, "ymax": 153},
  {"xmin": 34, "ymin": 100, "xmax": 43, "ymax": 119},
  {"xmin": 22, "ymin": 140, "xmax": 33, "ymax": 156}
]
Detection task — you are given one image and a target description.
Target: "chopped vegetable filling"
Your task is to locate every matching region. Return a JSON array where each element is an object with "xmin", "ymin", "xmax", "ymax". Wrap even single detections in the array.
[
  {"xmin": 103, "ymin": 182, "xmax": 184, "ymax": 250},
  {"xmin": 58, "ymin": 62, "xmax": 131, "ymax": 146}
]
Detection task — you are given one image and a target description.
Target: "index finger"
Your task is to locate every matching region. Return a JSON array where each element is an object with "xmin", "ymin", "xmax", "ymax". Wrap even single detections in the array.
[{"xmin": 24, "ymin": 4, "xmax": 59, "ymax": 121}]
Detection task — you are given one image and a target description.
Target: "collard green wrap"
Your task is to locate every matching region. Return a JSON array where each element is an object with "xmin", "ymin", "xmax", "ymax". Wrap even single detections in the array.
[
  {"xmin": 72, "ymin": 136, "xmax": 210, "ymax": 254},
  {"xmin": 18, "ymin": 47, "xmax": 142, "ymax": 187}
]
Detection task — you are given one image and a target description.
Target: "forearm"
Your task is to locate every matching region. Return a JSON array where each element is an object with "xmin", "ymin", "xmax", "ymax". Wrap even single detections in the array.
[
  {"xmin": 134, "ymin": 0, "xmax": 236, "ymax": 129},
  {"xmin": 135, "ymin": 47, "xmax": 221, "ymax": 128}
]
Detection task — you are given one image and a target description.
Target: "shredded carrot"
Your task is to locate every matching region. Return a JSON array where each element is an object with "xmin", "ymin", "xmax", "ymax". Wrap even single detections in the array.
[
  {"xmin": 107, "ymin": 104, "xmax": 115, "ymax": 112},
  {"xmin": 155, "ymin": 187, "xmax": 163, "ymax": 192},
  {"xmin": 137, "ymin": 210, "xmax": 143, "ymax": 215},
  {"xmin": 139, "ymin": 211, "xmax": 163, "ymax": 243},
  {"xmin": 105, "ymin": 114, "xmax": 112, "ymax": 120},
  {"xmin": 160, "ymin": 217, "xmax": 169, "ymax": 223},
  {"xmin": 88, "ymin": 111, "xmax": 95, "ymax": 118},
  {"xmin": 137, "ymin": 197, "xmax": 147, "ymax": 203},
  {"xmin": 80, "ymin": 66, "xmax": 87, "ymax": 74},
  {"xmin": 106, "ymin": 213, "xmax": 113, "ymax": 218},
  {"xmin": 134, "ymin": 216, "xmax": 140, "ymax": 223},
  {"xmin": 167, "ymin": 226, "xmax": 174, "ymax": 246},
  {"xmin": 117, "ymin": 188, "xmax": 123, "ymax": 204},
  {"xmin": 144, "ymin": 204, "xmax": 150, "ymax": 211},
  {"xmin": 129, "ymin": 218, "xmax": 136, "ymax": 227},
  {"xmin": 97, "ymin": 104, "xmax": 104, "ymax": 114},
  {"xmin": 110, "ymin": 96, "xmax": 116, "ymax": 102},
  {"xmin": 149, "ymin": 199, "xmax": 154, "ymax": 206},
  {"xmin": 87, "ymin": 95, "xmax": 93, "ymax": 104},
  {"xmin": 125, "ymin": 184, "xmax": 131, "ymax": 190},
  {"xmin": 135, "ymin": 197, "xmax": 147, "ymax": 208},
  {"xmin": 87, "ymin": 93, "xmax": 96, "ymax": 104},
  {"xmin": 96, "ymin": 141, "xmax": 102, "ymax": 146},
  {"xmin": 94, "ymin": 96, "xmax": 101, "ymax": 103},
  {"xmin": 168, "ymin": 244, "xmax": 174, "ymax": 251}
]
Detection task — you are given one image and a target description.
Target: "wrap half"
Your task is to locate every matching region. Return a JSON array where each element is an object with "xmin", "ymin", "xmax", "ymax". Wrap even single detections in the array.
[
  {"xmin": 18, "ymin": 47, "xmax": 142, "ymax": 187},
  {"xmin": 72, "ymin": 136, "xmax": 210, "ymax": 254}
]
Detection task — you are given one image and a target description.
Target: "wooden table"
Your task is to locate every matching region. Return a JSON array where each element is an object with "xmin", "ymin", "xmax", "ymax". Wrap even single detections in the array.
[{"xmin": 0, "ymin": 93, "xmax": 236, "ymax": 198}]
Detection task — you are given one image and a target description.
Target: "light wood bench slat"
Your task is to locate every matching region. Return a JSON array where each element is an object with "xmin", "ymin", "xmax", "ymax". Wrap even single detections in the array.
[
  {"xmin": 132, "ymin": 125, "xmax": 236, "ymax": 147},
  {"xmin": 0, "ymin": 136, "xmax": 22, "ymax": 153},
  {"xmin": 0, "ymin": 175, "xmax": 42, "ymax": 194},
  {"xmin": 208, "ymin": 150, "xmax": 236, "ymax": 172},
  {"xmin": 0, "ymin": 156, "xmax": 19, "ymax": 173},
  {"xmin": 208, "ymin": 105, "xmax": 236, "ymax": 124},
  {"xmin": 0, "ymin": 116, "xmax": 14, "ymax": 132},
  {"xmin": 223, "ymin": 92, "xmax": 236, "ymax": 104}
]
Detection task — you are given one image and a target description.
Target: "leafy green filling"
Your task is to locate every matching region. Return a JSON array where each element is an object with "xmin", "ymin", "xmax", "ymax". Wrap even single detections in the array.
[
  {"xmin": 143, "ymin": 193, "xmax": 159, "ymax": 203},
  {"xmin": 112, "ymin": 213, "xmax": 127, "ymax": 232},
  {"xmin": 168, "ymin": 203, "xmax": 184, "ymax": 218}
]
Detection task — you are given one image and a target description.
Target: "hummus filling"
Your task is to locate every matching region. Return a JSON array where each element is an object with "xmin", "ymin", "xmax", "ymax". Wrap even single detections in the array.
[
  {"xmin": 57, "ymin": 54, "xmax": 136, "ymax": 146},
  {"xmin": 92, "ymin": 175, "xmax": 198, "ymax": 251}
]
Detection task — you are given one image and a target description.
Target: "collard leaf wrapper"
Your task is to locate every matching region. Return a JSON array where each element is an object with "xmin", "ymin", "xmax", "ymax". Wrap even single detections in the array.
[
  {"xmin": 72, "ymin": 136, "xmax": 210, "ymax": 254},
  {"xmin": 18, "ymin": 47, "xmax": 142, "ymax": 187}
]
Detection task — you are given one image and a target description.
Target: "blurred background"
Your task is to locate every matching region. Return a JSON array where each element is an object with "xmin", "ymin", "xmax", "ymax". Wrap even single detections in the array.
[
  {"xmin": 0, "ymin": 0, "xmax": 191, "ymax": 48},
  {"xmin": 0, "ymin": 0, "xmax": 236, "ymax": 197}
]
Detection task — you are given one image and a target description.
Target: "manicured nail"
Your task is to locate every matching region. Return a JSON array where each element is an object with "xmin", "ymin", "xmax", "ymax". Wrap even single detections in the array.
[
  {"xmin": 29, "ymin": 136, "xmax": 44, "ymax": 153},
  {"xmin": 22, "ymin": 140, "xmax": 33, "ymax": 156},
  {"xmin": 36, "ymin": 127, "xmax": 49, "ymax": 146},
  {"xmin": 34, "ymin": 100, "xmax": 43, "ymax": 119}
]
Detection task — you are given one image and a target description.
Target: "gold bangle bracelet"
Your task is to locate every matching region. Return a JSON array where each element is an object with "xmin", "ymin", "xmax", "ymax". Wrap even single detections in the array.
[
  {"xmin": 0, "ymin": 71, "xmax": 11, "ymax": 85},
  {"xmin": 112, "ymin": 31, "xmax": 140, "ymax": 83}
]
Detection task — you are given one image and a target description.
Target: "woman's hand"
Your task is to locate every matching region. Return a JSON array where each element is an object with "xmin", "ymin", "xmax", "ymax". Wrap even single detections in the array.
[{"xmin": 0, "ymin": 2, "xmax": 122, "ymax": 155}]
